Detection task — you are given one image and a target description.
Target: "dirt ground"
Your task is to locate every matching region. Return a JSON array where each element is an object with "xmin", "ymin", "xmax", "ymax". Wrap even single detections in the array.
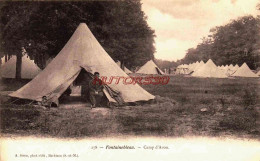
[{"xmin": 0, "ymin": 76, "xmax": 259, "ymax": 139}]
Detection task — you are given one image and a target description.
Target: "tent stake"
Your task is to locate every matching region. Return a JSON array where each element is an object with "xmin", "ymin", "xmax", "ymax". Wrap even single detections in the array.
[{"xmin": 8, "ymin": 98, "xmax": 20, "ymax": 105}]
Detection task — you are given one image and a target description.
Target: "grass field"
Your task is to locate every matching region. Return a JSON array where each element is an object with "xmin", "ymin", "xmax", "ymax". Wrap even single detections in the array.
[{"xmin": 0, "ymin": 76, "xmax": 259, "ymax": 139}]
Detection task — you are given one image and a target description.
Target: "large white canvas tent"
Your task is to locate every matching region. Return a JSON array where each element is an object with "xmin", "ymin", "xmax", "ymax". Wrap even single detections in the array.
[
  {"xmin": 232, "ymin": 63, "xmax": 258, "ymax": 77},
  {"xmin": 116, "ymin": 61, "xmax": 132, "ymax": 74},
  {"xmin": 257, "ymin": 70, "xmax": 260, "ymax": 76},
  {"xmin": 191, "ymin": 59, "xmax": 227, "ymax": 78},
  {"xmin": 136, "ymin": 60, "xmax": 164, "ymax": 75},
  {"xmin": 9, "ymin": 23, "xmax": 155, "ymax": 104},
  {"xmin": 0, "ymin": 54, "xmax": 41, "ymax": 79}
]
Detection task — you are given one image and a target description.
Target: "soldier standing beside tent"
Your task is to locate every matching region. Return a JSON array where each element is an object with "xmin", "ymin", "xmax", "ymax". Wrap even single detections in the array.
[{"xmin": 89, "ymin": 72, "xmax": 104, "ymax": 108}]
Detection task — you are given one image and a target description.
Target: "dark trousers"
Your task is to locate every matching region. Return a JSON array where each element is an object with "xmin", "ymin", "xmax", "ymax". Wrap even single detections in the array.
[{"xmin": 89, "ymin": 91, "xmax": 104, "ymax": 106}]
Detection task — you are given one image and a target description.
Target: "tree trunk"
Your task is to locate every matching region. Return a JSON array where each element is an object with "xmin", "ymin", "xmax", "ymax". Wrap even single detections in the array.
[
  {"xmin": 5, "ymin": 54, "xmax": 7, "ymax": 62},
  {"xmin": 15, "ymin": 52, "xmax": 22, "ymax": 80},
  {"xmin": 41, "ymin": 54, "xmax": 45, "ymax": 69},
  {"xmin": 121, "ymin": 60, "xmax": 125, "ymax": 70}
]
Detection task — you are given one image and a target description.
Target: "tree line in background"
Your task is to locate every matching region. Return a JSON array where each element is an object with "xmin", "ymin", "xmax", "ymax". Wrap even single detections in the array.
[
  {"xmin": 0, "ymin": 1, "xmax": 155, "ymax": 79},
  {"xmin": 179, "ymin": 15, "xmax": 260, "ymax": 70},
  {"xmin": 157, "ymin": 4, "xmax": 260, "ymax": 70}
]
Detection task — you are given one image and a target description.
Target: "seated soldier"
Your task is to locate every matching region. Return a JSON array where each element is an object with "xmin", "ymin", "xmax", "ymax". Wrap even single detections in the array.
[
  {"xmin": 89, "ymin": 72, "xmax": 104, "ymax": 108},
  {"xmin": 39, "ymin": 96, "xmax": 51, "ymax": 109}
]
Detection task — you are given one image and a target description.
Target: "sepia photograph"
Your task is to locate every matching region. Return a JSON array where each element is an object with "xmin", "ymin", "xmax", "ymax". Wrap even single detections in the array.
[{"xmin": 0, "ymin": 0, "xmax": 259, "ymax": 161}]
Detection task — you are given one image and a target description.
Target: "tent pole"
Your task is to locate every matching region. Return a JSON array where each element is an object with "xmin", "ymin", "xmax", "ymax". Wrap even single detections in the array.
[
  {"xmin": 8, "ymin": 98, "xmax": 20, "ymax": 105},
  {"xmin": 28, "ymin": 100, "xmax": 35, "ymax": 105}
]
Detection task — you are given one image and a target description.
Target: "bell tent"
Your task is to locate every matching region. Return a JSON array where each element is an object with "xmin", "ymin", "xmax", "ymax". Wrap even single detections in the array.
[
  {"xmin": 232, "ymin": 63, "xmax": 258, "ymax": 77},
  {"xmin": 9, "ymin": 23, "xmax": 155, "ymax": 105},
  {"xmin": 0, "ymin": 54, "xmax": 41, "ymax": 79},
  {"xmin": 257, "ymin": 70, "xmax": 260, "ymax": 76},
  {"xmin": 191, "ymin": 59, "xmax": 227, "ymax": 78},
  {"xmin": 136, "ymin": 60, "xmax": 164, "ymax": 75}
]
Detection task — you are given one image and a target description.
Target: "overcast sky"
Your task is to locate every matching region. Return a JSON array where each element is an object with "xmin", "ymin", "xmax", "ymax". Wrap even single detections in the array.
[{"xmin": 141, "ymin": 0, "xmax": 259, "ymax": 61}]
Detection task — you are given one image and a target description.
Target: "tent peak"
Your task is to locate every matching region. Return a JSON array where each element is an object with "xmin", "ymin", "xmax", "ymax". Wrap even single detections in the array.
[
  {"xmin": 76, "ymin": 23, "xmax": 89, "ymax": 32},
  {"xmin": 79, "ymin": 23, "xmax": 87, "ymax": 26}
]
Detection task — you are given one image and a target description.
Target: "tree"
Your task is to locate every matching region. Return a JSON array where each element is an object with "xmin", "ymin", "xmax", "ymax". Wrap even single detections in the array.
[
  {"xmin": 155, "ymin": 59, "xmax": 178, "ymax": 70},
  {"xmin": 0, "ymin": 1, "xmax": 155, "ymax": 77},
  {"xmin": 211, "ymin": 16, "xmax": 259, "ymax": 68},
  {"xmin": 181, "ymin": 48, "xmax": 200, "ymax": 64},
  {"xmin": 180, "ymin": 15, "xmax": 259, "ymax": 69}
]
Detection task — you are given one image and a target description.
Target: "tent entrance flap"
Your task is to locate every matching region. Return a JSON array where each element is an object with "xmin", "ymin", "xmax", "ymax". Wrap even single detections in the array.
[
  {"xmin": 45, "ymin": 70, "xmax": 81, "ymax": 104},
  {"xmin": 103, "ymin": 85, "xmax": 124, "ymax": 105},
  {"xmin": 64, "ymin": 68, "xmax": 120, "ymax": 105}
]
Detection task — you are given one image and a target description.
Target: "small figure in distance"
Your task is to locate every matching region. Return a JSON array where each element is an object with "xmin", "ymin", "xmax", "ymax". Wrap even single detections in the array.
[{"xmin": 39, "ymin": 96, "xmax": 51, "ymax": 110}]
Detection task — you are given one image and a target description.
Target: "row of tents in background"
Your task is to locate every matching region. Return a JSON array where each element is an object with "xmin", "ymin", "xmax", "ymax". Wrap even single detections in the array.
[
  {"xmin": 0, "ymin": 54, "xmax": 164, "ymax": 79},
  {"xmin": 1, "ymin": 54, "xmax": 260, "ymax": 79},
  {"xmin": 0, "ymin": 54, "xmax": 42, "ymax": 79},
  {"xmin": 1, "ymin": 53, "xmax": 259, "ymax": 80},
  {"xmin": 0, "ymin": 41, "xmax": 259, "ymax": 79},
  {"xmin": 175, "ymin": 59, "xmax": 259, "ymax": 78}
]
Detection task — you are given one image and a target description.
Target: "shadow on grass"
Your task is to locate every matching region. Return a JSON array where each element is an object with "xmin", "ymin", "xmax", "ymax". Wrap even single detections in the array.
[
  {"xmin": 217, "ymin": 107, "xmax": 259, "ymax": 134},
  {"xmin": 0, "ymin": 105, "xmax": 40, "ymax": 134},
  {"xmin": 115, "ymin": 114, "xmax": 167, "ymax": 135}
]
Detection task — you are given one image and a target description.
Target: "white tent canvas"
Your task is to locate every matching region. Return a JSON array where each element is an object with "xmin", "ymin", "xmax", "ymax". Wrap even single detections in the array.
[
  {"xmin": 9, "ymin": 23, "xmax": 155, "ymax": 104},
  {"xmin": 257, "ymin": 70, "xmax": 260, "ymax": 76},
  {"xmin": 188, "ymin": 63, "xmax": 196, "ymax": 71},
  {"xmin": 232, "ymin": 63, "xmax": 258, "ymax": 77},
  {"xmin": 136, "ymin": 60, "xmax": 164, "ymax": 75},
  {"xmin": 193, "ymin": 61, "xmax": 205, "ymax": 72},
  {"xmin": 0, "ymin": 54, "xmax": 41, "ymax": 79},
  {"xmin": 228, "ymin": 64, "xmax": 233, "ymax": 68},
  {"xmin": 223, "ymin": 64, "xmax": 236, "ymax": 76},
  {"xmin": 0, "ymin": 56, "xmax": 6, "ymax": 65},
  {"xmin": 192, "ymin": 59, "xmax": 227, "ymax": 78},
  {"xmin": 233, "ymin": 64, "xmax": 239, "ymax": 70}
]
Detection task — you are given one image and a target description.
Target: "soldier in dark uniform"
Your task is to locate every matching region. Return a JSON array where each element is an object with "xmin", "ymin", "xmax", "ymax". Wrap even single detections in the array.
[{"xmin": 89, "ymin": 72, "xmax": 104, "ymax": 108}]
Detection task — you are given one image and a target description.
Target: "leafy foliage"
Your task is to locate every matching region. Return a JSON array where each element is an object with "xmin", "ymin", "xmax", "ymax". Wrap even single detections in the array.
[
  {"xmin": 180, "ymin": 15, "xmax": 260, "ymax": 69},
  {"xmin": 0, "ymin": 1, "xmax": 155, "ymax": 69},
  {"xmin": 155, "ymin": 59, "xmax": 178, "ymax": 70}
]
